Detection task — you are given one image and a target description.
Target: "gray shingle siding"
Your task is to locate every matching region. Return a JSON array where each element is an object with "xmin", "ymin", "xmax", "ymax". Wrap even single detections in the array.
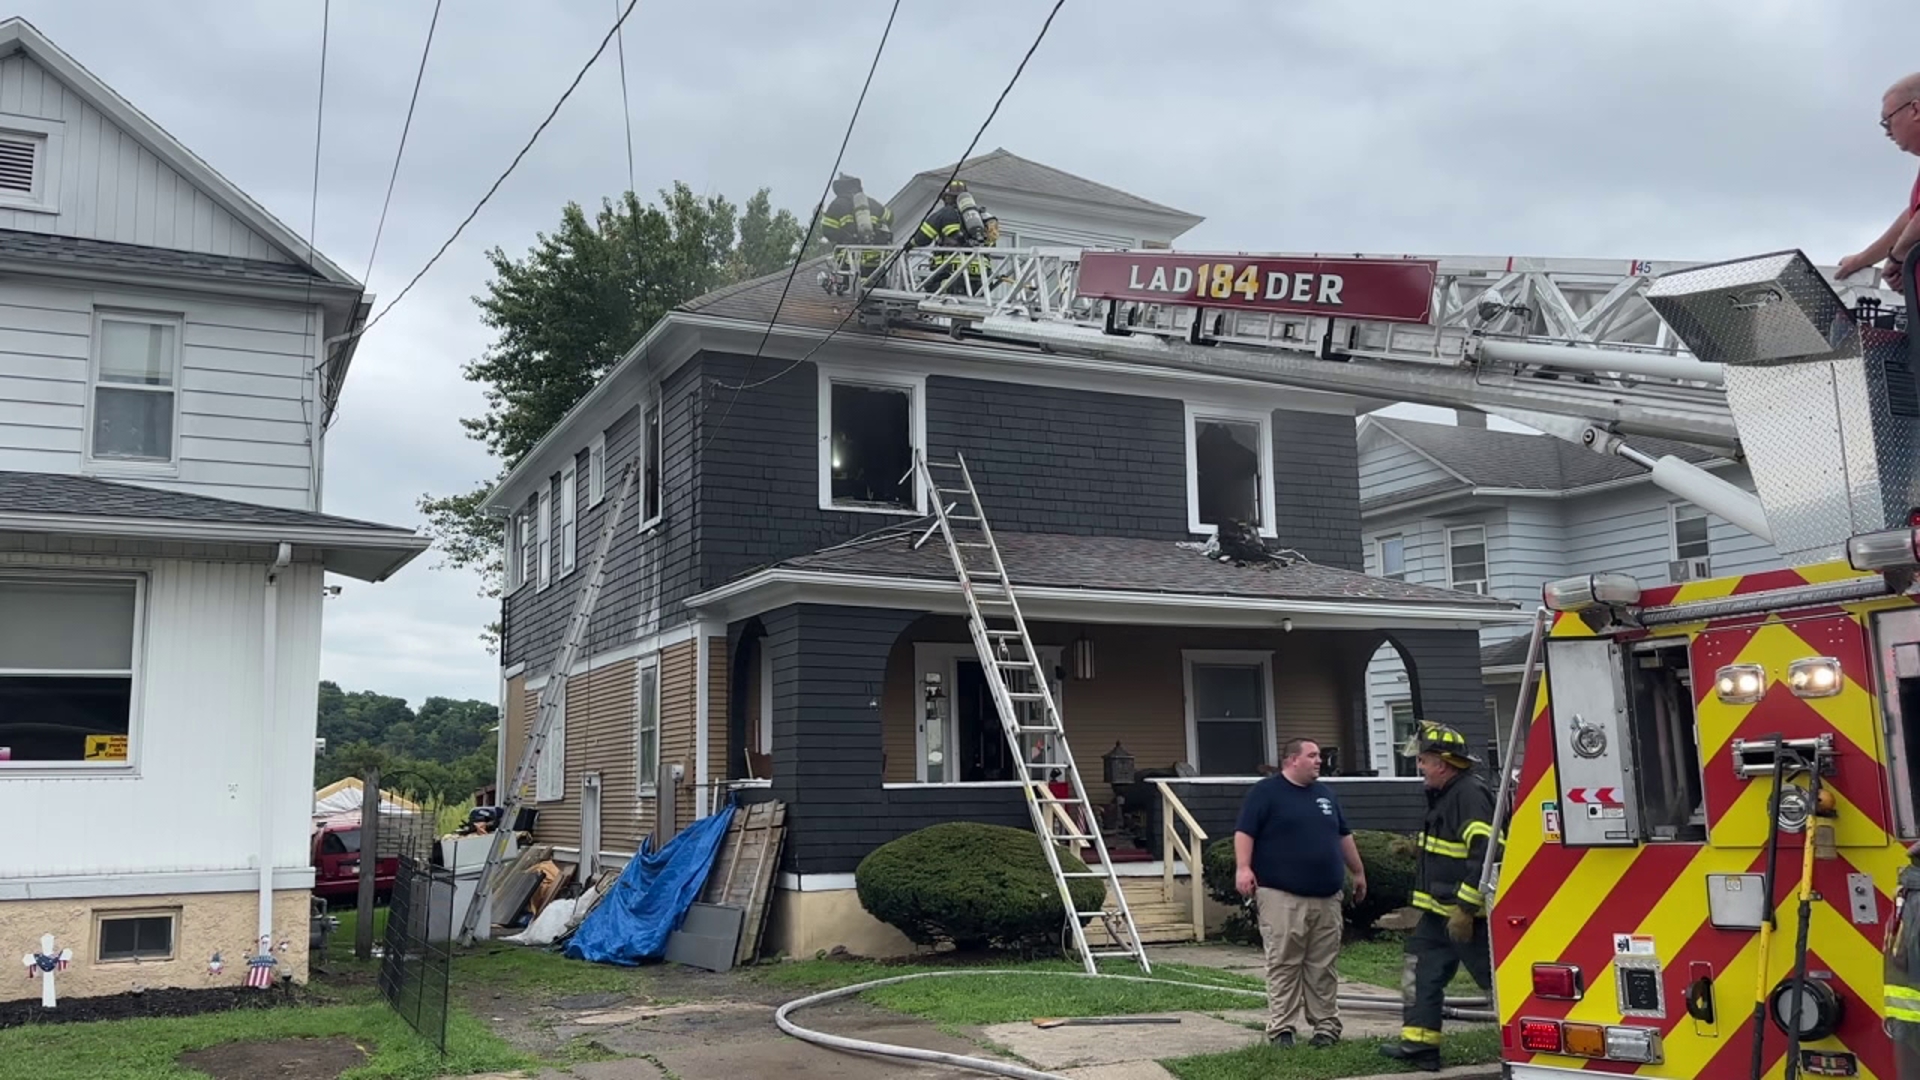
[
  {"xmin": 501, "ymin": 361, "xmax": 702, "ymax": 673},
  {"xmin": 1273, "ymin": 410, "xmax": 1364, "ymax": 571},
  {"xmin": 1390, "ymin": 628, "xmax": 1493, "ymax": 751}
]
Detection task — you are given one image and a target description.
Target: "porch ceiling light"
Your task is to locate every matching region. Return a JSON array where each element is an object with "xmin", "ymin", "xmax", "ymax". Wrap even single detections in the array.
[
  {"xmin": 1542, "ymin": 572, "xmax": 1641, "ymax": 612},
  {"xmin": 1715, "ymin": 663, "xmax": 1766, "ymax": 705},
  {"xmin": 1787, "ymin": 657, "xmax": 1842, "ymax": 699}
]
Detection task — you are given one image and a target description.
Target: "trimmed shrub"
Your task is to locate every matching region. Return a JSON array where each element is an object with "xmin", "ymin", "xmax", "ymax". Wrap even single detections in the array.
[
  {"xmin": 855, "ymin": 822, "xmax": 1107, "ymax": 953},
  {"xmin": 1202, "ymin": 828, "xmax": 1417, "ymax": 942}
]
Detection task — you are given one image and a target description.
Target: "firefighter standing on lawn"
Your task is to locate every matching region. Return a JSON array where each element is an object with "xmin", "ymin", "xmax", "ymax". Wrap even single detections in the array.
[{"xmin": 1379, "ymin": 721, "xmax": 1500, "ymax": 1073}]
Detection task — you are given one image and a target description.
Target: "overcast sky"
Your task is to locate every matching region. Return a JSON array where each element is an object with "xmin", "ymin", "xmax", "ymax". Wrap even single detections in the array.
[{"xmin": 15, "ymin": 0, "xmax": 1919, "ymax": 708}]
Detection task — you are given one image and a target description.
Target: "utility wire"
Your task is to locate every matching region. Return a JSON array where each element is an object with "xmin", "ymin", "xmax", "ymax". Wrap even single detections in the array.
[
  {"xmin": 344, "ymin": 0, "xmax": 642, "ymax": 346},
  {"xmin": 613, "ymin": 0, "xmax": 635, "ymax": 193},
  {"xmin": 302, "ymin": 0, "xmax": 330, "ymax": 441},
  {"xmin": 696, "ymin": 0, "xmax": 903, "ymax": 454},
  {"xmin": 363, "ymin": 0, "xmax": 442, "ymax": 286},
  {"xmin": 702, "ymin": 0, "xmax": 1067, "ymax": 443}
]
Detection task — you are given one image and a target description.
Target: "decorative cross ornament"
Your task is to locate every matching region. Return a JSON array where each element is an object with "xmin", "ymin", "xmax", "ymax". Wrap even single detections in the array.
[{"xmin": 22, "ymin": 934, "xmax": 70, "ymax": 1008}]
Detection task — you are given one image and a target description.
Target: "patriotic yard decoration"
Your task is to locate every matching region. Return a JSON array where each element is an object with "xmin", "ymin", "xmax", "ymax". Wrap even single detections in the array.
[
  {"xmin": 23, "ymin": 934, "xmax": 70, "ymax": 1008},
  {"xmin": 244, "ymin": 937, "xmax": 277, "ymax": 989}
]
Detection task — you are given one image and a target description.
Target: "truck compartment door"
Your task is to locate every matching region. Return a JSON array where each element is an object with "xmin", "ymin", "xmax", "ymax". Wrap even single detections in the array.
[{"xmin": 1547, "ymin": 637, "xmax": 1642, "ymax": 847}]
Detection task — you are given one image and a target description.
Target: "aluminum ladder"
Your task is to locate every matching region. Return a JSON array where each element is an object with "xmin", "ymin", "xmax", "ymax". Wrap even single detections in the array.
[
  {"xmin": 457, "ymin": 459, "xmax": 639, "ymax": 946},
  {"xmin": 910, "ymin": 449, "xmax": 1151, "ymax": 975}
]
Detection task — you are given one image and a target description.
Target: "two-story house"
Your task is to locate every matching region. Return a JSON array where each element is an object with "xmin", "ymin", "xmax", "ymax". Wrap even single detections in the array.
[
  {"xmin": 483, "ymin": 161, "xmax": 1528, "ymax": 958},
  {"xmin": 1357, "ymin": 413, "xmax": 1784, "ymax": 774},
  {"xmin": 0, "ymin": 19, "xmax": 426, "ymax": 1001}
]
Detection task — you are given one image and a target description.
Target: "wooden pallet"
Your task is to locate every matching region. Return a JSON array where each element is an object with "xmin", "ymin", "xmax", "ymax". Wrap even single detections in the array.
[{"xmin": 697, "ymin": 801, "xmax": 788, "ymax": 965}]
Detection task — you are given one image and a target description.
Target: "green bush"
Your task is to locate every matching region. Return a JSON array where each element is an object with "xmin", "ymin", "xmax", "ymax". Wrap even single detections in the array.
[
  {"xmin": 855, "ymin": 822, "xmax": 1108, "ymax": 953},
  {"xmin": 1201, "ymin": 828, "xmax": 1417, "ymax": 942}
]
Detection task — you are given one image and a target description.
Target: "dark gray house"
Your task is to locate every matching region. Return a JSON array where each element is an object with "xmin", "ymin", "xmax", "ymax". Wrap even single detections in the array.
[{"xmin": 481, "ymin": 163, "xmax": 1522, "ymax": 955}]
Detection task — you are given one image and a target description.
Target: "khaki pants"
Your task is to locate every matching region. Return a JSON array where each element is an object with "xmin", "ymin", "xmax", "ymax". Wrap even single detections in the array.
[{"xmin": 1256, "ymin": 886, "xmax": 1343, "ymax": 1039}]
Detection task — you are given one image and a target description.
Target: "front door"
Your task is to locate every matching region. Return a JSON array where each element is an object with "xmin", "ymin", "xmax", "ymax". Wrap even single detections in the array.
[{"xmin": 918, "ymin": 645, "xmax": 1064, "ymax": 783}]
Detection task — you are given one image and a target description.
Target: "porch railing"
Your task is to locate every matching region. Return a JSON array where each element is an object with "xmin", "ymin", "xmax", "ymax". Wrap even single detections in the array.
[{"xmin": 1150, "ymin": 779, "xmax": 1208, "ymax": 943}]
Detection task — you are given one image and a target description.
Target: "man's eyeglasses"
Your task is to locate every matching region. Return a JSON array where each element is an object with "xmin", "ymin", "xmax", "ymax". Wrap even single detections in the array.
[{"xmin": 1884, "ymin": 100, "xmax": 1918, "ymax": 134}]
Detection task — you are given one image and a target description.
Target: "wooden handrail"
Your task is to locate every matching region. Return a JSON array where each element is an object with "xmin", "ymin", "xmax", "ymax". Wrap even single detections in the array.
[{"xmin": 1150, "ymin": 779, "xmax": 1208, "ymax": 942}]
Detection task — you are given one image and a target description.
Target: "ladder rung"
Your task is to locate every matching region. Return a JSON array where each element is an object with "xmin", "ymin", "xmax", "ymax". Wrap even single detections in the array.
[
  {"xmin": 1060, "ymin": 871, "xmax": 1111, "ymax": 878},
  {"xmin": 926, "ymin": 461, "xmax": 964, "ymax": 470},
  {"xmin": 1088, "ymin": 949, "xmax": 1145, "ymax": 959},
  {"xmin": 1015, "ymin": 725, "xmax": 1060, "ymax": 734}
]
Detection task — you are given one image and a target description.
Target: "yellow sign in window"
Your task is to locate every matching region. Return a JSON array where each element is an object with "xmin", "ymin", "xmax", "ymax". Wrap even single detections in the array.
[{"xmin": 84, "ymin": 735, "xmax": 128, "ymax": 761}]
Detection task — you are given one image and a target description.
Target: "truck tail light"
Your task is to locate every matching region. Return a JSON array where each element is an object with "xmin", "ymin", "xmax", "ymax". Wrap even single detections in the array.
[
  {"xmin": 1532, "ymin": 962, "xmax": 1584, "ymax": 1000},
  {"xmin": 1563, "ymin": 1022, "xmax": 1607, "ymax": 1057},
  {"xmin": 1606, "ymin": 1026, "xmax": 1661, "ymax": 1063},
  {"xmin": 1519, "ymin": 1019, "xmax": 1562, "ymax": 1053}
]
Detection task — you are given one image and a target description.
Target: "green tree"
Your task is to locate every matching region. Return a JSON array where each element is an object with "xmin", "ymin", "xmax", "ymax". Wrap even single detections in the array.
[{"xmin": 419, "ymin": 183, "xmax": 814, "ymax": 650}]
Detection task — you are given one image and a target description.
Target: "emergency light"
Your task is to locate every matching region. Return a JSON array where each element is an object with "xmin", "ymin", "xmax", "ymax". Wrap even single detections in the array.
[
  {"xmin": 1846, "ymin": 526, "xmax": 1920, "ymax": 571},
  {"xmin": 1541, "ymin": 572, "xmax": 1641, "ymax": 612},
  {"xmin": 1786, "ymin": 657, "xmax": 1842, "ymax": 698},
  {"xmin": 1531, "ymin": 963, "xmax": 1583, "ymax": 1000},
  {"xmin": 1714, "ymin": 663, "xmax": 1766, "ymax": 704}
]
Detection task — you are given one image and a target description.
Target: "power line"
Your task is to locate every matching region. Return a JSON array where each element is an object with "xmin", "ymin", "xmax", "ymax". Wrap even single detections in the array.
[
  {"xmin": 301, "ymin": 0, "xmax": 330, "ymax": 442},
  {"xmin": 613, "ymin": 0, "xmax": 635, "ymax": 193},
  {"xmin": 697, "ymin": 0, "xmax": 902, "ymax": 454},
  {"xmin": 702, "ymin": 0, "xmax": 1067, "ymax": 444},
  {"xmin": 345, "ymin": 0, "xmax": 642, "ymax": 346},
  {"xmin": 363, "ymin": 0, "xmax": 443, "ymax": 286}
]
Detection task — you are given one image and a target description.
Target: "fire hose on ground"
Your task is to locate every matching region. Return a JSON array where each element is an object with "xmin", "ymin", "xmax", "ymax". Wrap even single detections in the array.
[{"xmin": 774, "ymin": 968, "xmax": 1498, "ymax": 1080}]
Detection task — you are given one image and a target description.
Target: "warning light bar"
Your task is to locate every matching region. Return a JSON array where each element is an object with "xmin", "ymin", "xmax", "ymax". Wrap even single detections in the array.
[
  {"xmin": 1847, "ymin": 526, "xmax": 1920, "ymax": 571},
  {"xmin": 1542, "ymin": 572, "xmax": 1641, "ymax": 612}
]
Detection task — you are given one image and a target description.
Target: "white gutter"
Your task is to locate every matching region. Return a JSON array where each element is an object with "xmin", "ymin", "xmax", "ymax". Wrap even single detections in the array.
[
  {"xmin": 695, "ymin": 631, "xmax": 710, "ymax": 819},
  {"xmin": 0, "ymin": 511, "xmax": 427, "ymax": 551},
  {"xmin": 259, "ymin": 541, "xmax": 292, "ymax": 952},
  {"xmin": 683, "ymin": 568, "xmax": 1529, "ymax": 627}
]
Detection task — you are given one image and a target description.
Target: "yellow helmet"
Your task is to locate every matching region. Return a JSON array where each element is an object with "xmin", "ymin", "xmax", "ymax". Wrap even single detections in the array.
[{"xmin": 1400, "ymin": 720, "xmax": 1478, "ymax": 768}]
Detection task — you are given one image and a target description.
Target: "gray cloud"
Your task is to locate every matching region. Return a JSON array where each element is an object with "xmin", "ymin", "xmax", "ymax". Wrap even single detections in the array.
[{"xmin": 15, "ymin": 0, "xmax": 1920, "ymax": 707}]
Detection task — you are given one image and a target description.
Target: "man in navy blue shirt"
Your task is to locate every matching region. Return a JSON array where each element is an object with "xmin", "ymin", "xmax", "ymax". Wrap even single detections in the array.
[{"xmin": 1234, "ymin": 738, "xmax": 1366, "ymax": 1048}]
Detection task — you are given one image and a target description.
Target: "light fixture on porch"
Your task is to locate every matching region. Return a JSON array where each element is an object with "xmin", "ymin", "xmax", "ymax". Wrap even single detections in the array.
[{"xmin": 1071, "ymin": 635, "xmax": 1095, "ymax": 680}]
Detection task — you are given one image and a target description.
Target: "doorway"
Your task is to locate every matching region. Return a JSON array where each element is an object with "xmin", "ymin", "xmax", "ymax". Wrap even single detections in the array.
[{"xmin": 915, "ymin": 643, "xmax": 1063, "ymax": 784}]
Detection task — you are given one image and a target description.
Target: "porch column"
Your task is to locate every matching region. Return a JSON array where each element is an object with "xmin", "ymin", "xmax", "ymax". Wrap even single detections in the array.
[
  {"xmin": 1391, "ymin": 628, "xmax": 1491, "ymax": 751},
  {"xmin": 763, "ymin": 603, "xmax": 918, "ymax": 875}
]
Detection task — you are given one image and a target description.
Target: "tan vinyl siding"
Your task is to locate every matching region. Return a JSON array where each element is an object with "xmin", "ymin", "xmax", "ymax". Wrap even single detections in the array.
[
  {"xmin": 707, "ymin": 636, "xmax": 729, "ymax": 799},
  {"xmin": 661, "ymin": 641, "xmax": 698, "ymax": 834},
  {"xmin": 514, "ymin": 656, "xmax": 655, "ymax": 856},
  {"xmin": 879, "ymin": 621, "xmax": 1359, "ymax": 802},
  {"xmin": 503, "ymin": 674, "xmax": 529, "ymax": 796}
]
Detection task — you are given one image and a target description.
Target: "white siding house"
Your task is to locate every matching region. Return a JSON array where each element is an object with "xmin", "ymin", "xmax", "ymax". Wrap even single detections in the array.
[
  {"xmin": 1356, "ymin": 414, "xmax": 1786, "ymax": 774},
  {"xmin": 0, "ymin": 18, "xmax": 425, "ymax": 1003},
  {"xmin": 885, "ymin": 148, "xmax": 1204, "ymax": 251}
]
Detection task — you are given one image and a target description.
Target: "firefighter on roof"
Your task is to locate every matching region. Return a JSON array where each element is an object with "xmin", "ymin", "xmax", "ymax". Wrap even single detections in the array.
[
  {"xmin": 1379, "ymin": 720, "xmax": 1500, "ymax": 1072},
  {"xmin": 909, "ymin": 179, "xmax": 998, "ymax": 295},
  {"xmin": 817, "ymin": 173, "xmax": 892, "ymax": 285}
]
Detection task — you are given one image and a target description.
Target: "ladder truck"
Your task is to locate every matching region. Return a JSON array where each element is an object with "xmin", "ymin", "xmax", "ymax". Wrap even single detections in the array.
[{"xmin": 827, "ymin": 240, "xmax": 1920, "ymax": 1079}]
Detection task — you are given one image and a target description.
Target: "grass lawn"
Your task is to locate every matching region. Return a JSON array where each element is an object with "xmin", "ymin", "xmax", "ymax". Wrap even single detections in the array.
[
  {"xmin": 1330, "ymin": 935, "xmax": 1485, "ymax": 996},
  {"xmin": 1163, "ymin": 1027, "xmax": 1505, "ymax": 1080}
]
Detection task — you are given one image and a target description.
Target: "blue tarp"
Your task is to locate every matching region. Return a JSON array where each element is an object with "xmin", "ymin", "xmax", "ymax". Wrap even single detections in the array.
[{"xmin": 562, "ymin": 795, "xmax": 739, "ymax": 965}]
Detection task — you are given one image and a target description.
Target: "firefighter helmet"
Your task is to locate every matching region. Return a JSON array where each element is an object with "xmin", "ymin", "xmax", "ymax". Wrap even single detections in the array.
[{"xmin": 1400, "ymin": 720, "xmax": 1479, "ymax": 768}]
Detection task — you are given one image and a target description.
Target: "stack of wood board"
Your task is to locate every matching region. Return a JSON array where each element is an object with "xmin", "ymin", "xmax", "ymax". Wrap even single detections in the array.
[{"xmin": 695, "ymin": 801, "xmax": 787, "ymax": 965}]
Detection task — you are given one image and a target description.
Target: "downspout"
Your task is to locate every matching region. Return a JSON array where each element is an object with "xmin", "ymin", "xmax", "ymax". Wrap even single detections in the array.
[
  {"xmin": 259, "ymin": 542, "xmax": 292, "ymax": 947},
  {"xmin": 695, "ymin": 630, "xmax": 710, "ymax": 818}
]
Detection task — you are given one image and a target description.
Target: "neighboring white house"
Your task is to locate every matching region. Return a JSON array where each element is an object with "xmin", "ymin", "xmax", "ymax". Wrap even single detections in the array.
[
  {"xmin": 1355, "ymin": 413, "xmax": 1785, "ymax": 775},
  {"xmin": 0, "ymin": 18, "xmax": 426, "ymax": 1002},
  {"xmin": 885, "ymin": 148, "xmax": 1204, "ymax": 251}
]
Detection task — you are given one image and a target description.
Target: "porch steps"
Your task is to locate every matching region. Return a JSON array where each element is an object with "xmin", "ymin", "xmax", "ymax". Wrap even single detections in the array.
[{"xmin": 1083, "ymin": 877, "xmax": 1199, "ymax": 946}]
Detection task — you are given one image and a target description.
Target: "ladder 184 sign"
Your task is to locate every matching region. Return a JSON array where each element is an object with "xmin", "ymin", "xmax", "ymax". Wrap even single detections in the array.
[{"xmin": 1075, "ymin": 251, "xmax": 1439, "ymax": 325}]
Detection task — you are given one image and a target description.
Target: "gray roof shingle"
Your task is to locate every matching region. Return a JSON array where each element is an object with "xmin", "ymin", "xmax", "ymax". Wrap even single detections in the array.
[
  {"xmin": 907, "ymin": 149, "xmax": 1199, "ymax": 219},
  {"xmin": 768, "ymin": 529, "xmax": 1515, "ymax": 610},
  {"xmin": 0, "ymin": 229, "xmax": 330, "ymax": 288},
  {"xmin": 1374, "ymin": 417, "xmax": 1722, "ymax": 492},
  {"xmin": 1482, "ymin": 636, "xmax": 1534, "ymax": 669},
  {"xmin": 0, "ymin": 471, "xmax": 411, "ymax": 532}
]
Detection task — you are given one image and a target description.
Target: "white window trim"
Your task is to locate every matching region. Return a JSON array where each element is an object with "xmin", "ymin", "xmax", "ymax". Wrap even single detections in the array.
[
  {"xmin": 635, "ymin": 653, "xmax": 661, "ymax": 799},
  {"xmin": 559, "ymin": 460, "xmax": 578, "ymax": 575},
  {"xmin": 911, "ymin": 642, "xmax": 1064, "ymax": 784},
  {"xmin": 1385, "ymin": 699, "xmax": 1419, "ymax": 778},
  {"xmin": 536, "ymin": 485, "xmax": 552, "ymax": 591},
  {"xmin": 588, "ymin": 432, "xmax": 607, "ymax": 507},
  {"xmin": 1183, "ymin": 401, "xmax": 1278, "ymax": 539},
  {"xmin": 0, "ymin": 113, "xmax": 63, "ymax": 215},
  {"xmin": 1375, "ymin": 533, "xmax": 1406, "ymax": 581},
  {"xmin": 83, "ymin": 307, "xmax": 184, "ymax": 476},
  {"xmin": 817, "ymin": 364, "xmax": 927, "ymax": 517},
  {"xmin": 1181, "ymin": 649, "xmax": 1275, "ymax": 778},
  {"xmin": 503, "ymin": 512, "xmax": 520, "ymax": 591},
  {"xmin": 640, "ymin": 391, "xmax": 664, "ymax": 531},
  {"xmin": 0, "ymin": 569, "xmax": 147, "ymax": 775},
  {"xmin": 536, "ymin": 695, "xmax": 566, "ymax": 802},
  {"xmin": 93, "ymin": 907, "xmax": 179, "ymax": 964},
  {"xmin": 517, "ymin": 509, "xmax": 536, "ymax": 594},
  {"xmin": 1445, "ymin": 523, "xmax": 1488, "ymax": 594},
  {"xmin": 1670, "ymin": 501, "xmax": 1711, "ymax": 562}
]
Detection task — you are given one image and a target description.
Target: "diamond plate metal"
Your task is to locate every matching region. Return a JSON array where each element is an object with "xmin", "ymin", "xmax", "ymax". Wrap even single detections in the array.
[{"xmin": 1644, "ymin": 250, "xmax": 1858, "ymax": 368}]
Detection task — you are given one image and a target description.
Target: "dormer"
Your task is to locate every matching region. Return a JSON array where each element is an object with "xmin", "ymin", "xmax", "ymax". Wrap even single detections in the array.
[{"xmin": 885, "ymin": 148, "xmax": 1203, "ymax": 251}]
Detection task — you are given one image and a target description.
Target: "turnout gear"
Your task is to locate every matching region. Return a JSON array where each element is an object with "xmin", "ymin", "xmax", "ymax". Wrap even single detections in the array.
[
  {"xmin": 1380, "ymin": 721, "xmax": 1501, "ymax": 1071},
  {"xmin": 908, "ymin": 180, "xmax": 999, "ymax": 296},
  {"xmin": 815, "ymin": 174, "xmax": 892, "ymax": 293}
]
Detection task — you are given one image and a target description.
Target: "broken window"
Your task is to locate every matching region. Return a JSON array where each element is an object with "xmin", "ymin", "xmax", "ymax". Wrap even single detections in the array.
[
  {"xmin": 828, "ymin": 381, "xmax": 914, "ymax": 509},
  {"xmin": 643, "ymin": 401, "xmax": 661, "ymax": 523},
  {"xmin": 0, "ymin": 575, "xmax": 138, "ymax": 765},
  {"xmin": 1194, "ymin": 417, "xmax": 1264, "ymax": 530}
]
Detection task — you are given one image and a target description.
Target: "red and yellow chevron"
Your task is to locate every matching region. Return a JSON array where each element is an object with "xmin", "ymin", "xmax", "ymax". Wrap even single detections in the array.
[{"xmin": 1491, "ymin": 559, "xmax": 1916, "ymax": 1080}]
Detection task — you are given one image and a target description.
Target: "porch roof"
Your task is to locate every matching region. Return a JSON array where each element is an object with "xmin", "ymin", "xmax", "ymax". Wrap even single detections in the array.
[{"xmin": 686, "ymin": 529, "xmax": 1528, "ymax": 631}]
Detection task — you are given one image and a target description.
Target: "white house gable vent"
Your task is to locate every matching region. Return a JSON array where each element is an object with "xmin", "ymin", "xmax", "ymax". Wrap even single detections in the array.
[{"xmin": 0, "ymin": 137, "xmax": 36, "ymax": 194}]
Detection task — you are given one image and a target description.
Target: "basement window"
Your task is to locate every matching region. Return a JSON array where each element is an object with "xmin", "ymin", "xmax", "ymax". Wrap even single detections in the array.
[
  {"xmin": 96, "ymin": 910, "xmax": 176, "ymax": 963},
  {"xmin": 821, "ymin": 372, "xmax": 922, "ymax": 513},
  {"xmin": 1187, "ymin": 407, "xmax": 1273, "ymax": 536},
  {"xmin": 0, "ymin": 574, "xmax": 141, "ymax": 768}
]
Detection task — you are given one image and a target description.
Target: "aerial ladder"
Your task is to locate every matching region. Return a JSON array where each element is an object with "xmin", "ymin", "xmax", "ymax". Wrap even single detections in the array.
[{"xmin": 825, "ymin": 242, "xmax": 1909, "ymax": 567}]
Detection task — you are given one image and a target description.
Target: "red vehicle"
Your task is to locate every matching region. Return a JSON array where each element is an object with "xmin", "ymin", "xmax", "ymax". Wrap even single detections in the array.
[{"xmin": 310, "ymin": 819, "xmax": 394, "ymax": 905}]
